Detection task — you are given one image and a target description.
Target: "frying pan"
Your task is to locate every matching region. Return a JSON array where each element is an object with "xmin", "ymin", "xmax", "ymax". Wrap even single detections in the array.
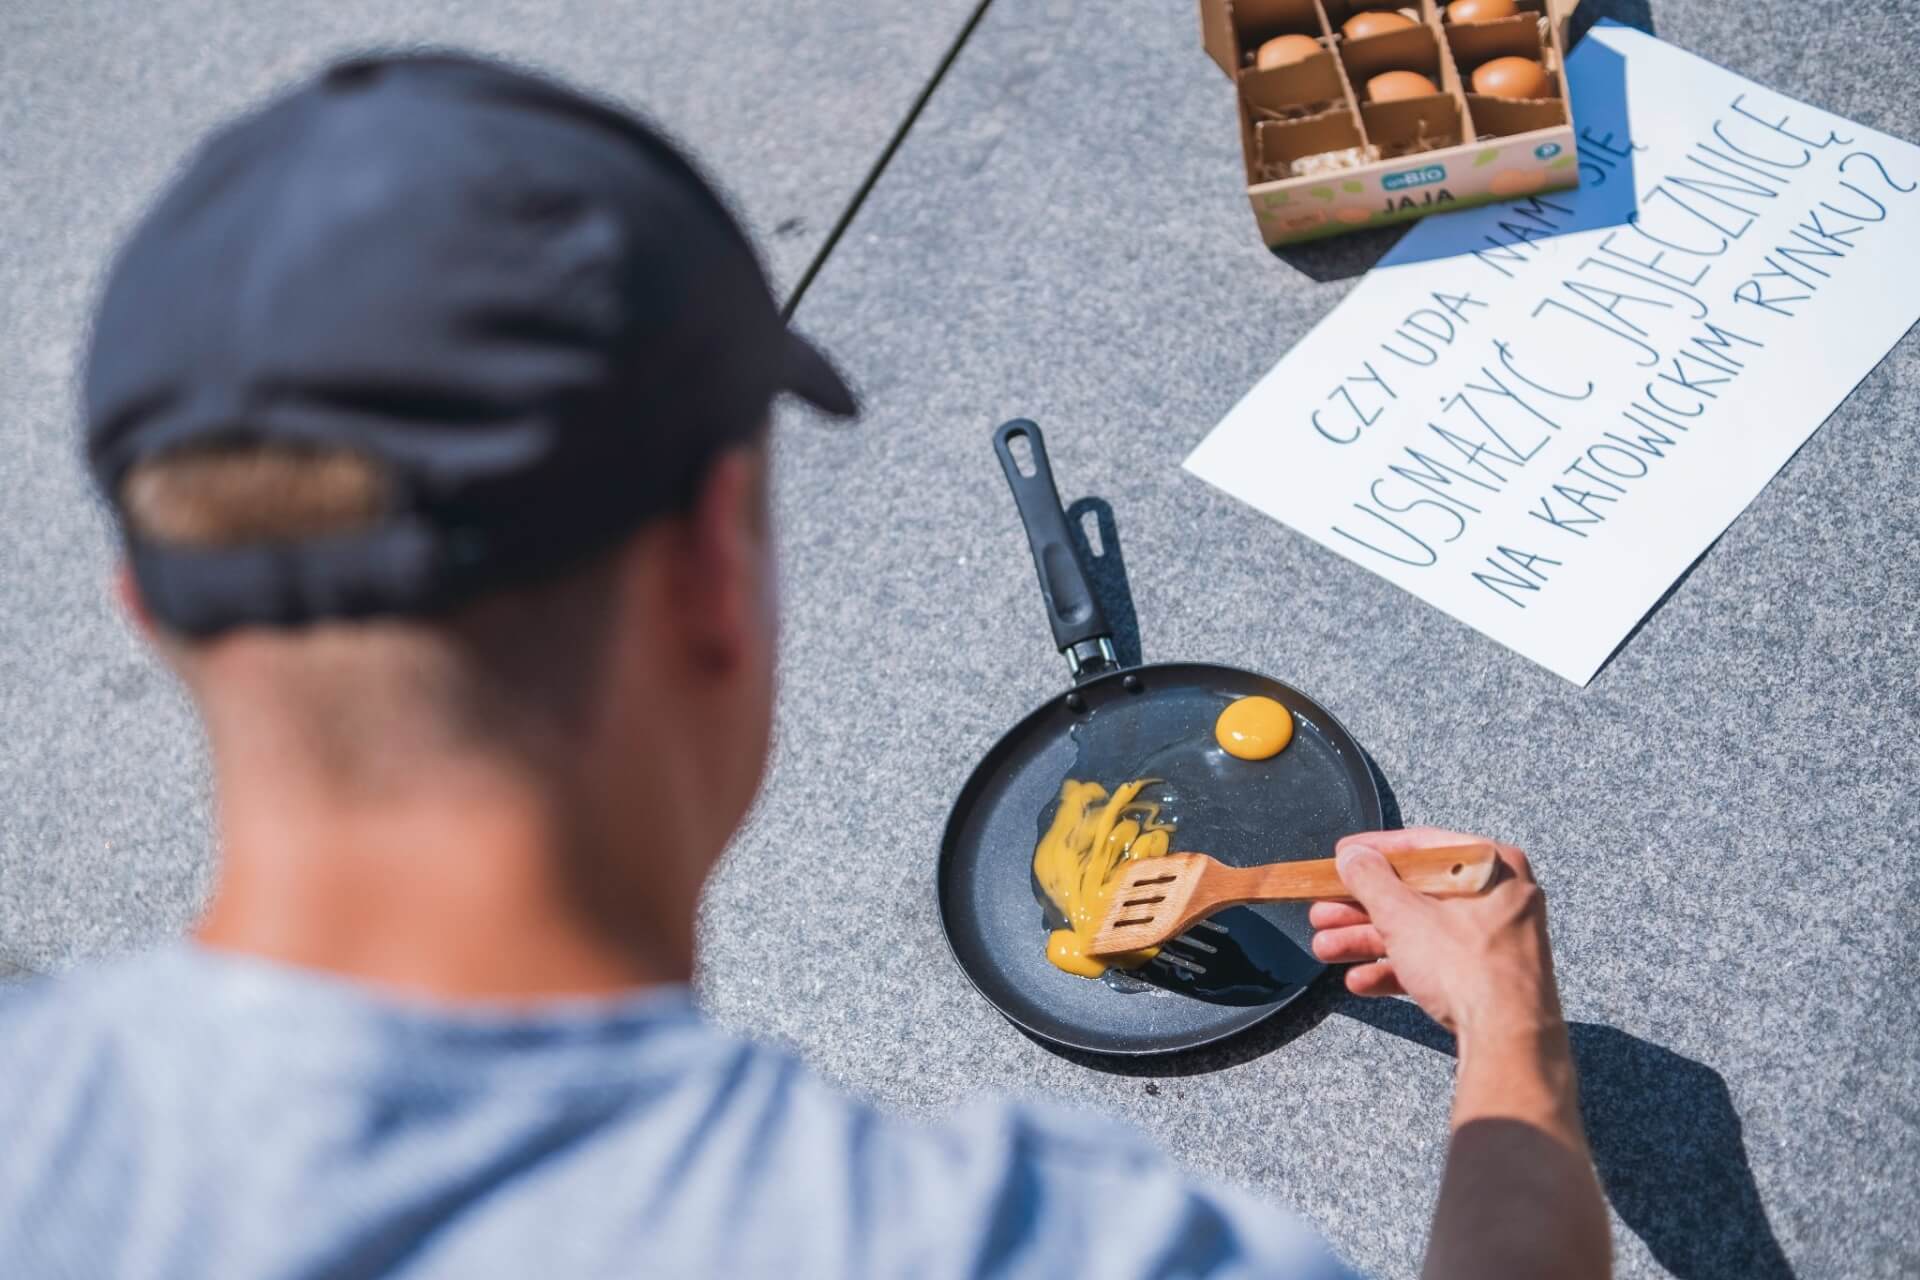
[{"xmin": 936, "ymin": 420, "xmax": 1384, "ymax": 1056}]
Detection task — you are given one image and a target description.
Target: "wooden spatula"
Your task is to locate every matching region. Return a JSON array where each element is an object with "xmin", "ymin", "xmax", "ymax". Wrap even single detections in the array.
[{"xmin": 1088, "ymin": 843, "xmax": 1499, "ymax": 957}]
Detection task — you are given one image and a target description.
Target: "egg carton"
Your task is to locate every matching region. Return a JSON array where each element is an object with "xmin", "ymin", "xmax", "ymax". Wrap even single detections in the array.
[{"xmin": 1198, "ymin": 0, "xmax": 1580, "ymax": 244}]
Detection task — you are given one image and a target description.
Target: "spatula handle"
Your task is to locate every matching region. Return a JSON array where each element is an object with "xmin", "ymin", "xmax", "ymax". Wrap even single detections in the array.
[{"xmin": 1239, "ymin": 843, "xmax": 1498, "ymax": 902}]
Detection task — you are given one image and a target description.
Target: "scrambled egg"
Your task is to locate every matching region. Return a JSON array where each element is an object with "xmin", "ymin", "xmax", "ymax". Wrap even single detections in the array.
[{"xmin": 1032, "ymin": 778, "xmax": 1175, "ymax": 978}]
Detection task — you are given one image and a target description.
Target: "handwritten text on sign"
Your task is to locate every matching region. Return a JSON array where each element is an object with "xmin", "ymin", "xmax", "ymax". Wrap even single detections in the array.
[{"xmin": 1185, "ymin": 24, "xmax": 1920, "ymax": 685}]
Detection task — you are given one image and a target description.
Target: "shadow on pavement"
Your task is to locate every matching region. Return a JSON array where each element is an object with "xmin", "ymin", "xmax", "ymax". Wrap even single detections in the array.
[
  {"xmin": 1056, "ymin": 985, "xmax": 1798, "ymax": 1276},
  {"xmin": 1064, "ymin": 496, "xmax": 1142, "ymax": 669},
  {"xmin": 1572, "ymin": 0, "xmax": 1656, "ymax": 44},
  {"xmin": 1338, "ymin": 996, "xmax": 1797, "ymax": 1280},
  {"xmin": 1272, "ymin": 223, "xmax": 1414, "ymax": 283}
]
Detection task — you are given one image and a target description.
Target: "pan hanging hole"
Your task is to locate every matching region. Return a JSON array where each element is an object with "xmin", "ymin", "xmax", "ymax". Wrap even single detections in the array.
[
  {"xmin": 1080, "ymin": 510, "xmax": 1104, "ymax": 557},
  {"xmin": 1451, "ymin": 863, "xmax": 1463, "ymax": 875},
  {"xmin": 1007, "ymin": 430, "xmax": 1037, "ymax": 477}
]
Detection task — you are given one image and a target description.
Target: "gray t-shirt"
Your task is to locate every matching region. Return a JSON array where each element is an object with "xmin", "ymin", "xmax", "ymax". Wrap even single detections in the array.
[{"xmin": 0, "ymin": 946, "xmax": 1356, "ymax": 1278}]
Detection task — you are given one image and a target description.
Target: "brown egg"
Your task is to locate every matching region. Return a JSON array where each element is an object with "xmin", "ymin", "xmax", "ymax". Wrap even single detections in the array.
[
  {"xmin": 1448, "ymin": 0, "xmax": 1518, "ymax": 22},
  {"xmin": 1255, "ymin": 33, "xmax": 1324, "ymax": 70},
  {"xmin": 1471, "ymin": 54, "xmax": 1552, "ymax": 98},
  {"xmin": 1342, "ymin": 10, "xmax": 1416, "ymax": 40},
  {"xmin": 1367, "ymin": 70, "xmax": 1439, "ymax": 102}
]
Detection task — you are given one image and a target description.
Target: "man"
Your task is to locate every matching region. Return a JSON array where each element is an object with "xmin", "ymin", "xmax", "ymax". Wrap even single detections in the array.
[{"xmin": 0, "ymin": 54, "xmax": 1609, "ymax": 1278}]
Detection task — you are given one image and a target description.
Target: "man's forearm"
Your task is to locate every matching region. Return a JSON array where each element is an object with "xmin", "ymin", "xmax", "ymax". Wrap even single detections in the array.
[
  {"xmin": 1423, "ymin": 1023, "xmax": 1610, "ymax": 1280},
  {"xmin": 1453, "ymin": 1022, "xmax": 1583, "ymax": 1136}
]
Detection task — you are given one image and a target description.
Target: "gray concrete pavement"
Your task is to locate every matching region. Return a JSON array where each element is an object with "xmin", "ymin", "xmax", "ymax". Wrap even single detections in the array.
[
  {"xmin": 5, "ymin": 0, "xmax": 1918, "ymax": 1277},
  {"xmin": 704, "ymin": 2, "xmax": 1920, "ymax": 1279},
  {"xmin": 0, "ymin": 0, "xmax": 981, "ymax": 974}
]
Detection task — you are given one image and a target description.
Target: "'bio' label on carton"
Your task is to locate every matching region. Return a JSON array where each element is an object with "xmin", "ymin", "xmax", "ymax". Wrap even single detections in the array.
[{"xmin": 1382, "ymin": 164, "xmax": 1447, "ymax": 191}]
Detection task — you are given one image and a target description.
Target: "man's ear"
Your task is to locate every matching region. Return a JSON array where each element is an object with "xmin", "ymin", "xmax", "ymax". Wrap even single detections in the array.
[
  {"xmin": 114, "ymin": 563, "xmax": 156, "ymax": 639},
  {"xmin": 666, "ymin": 446, "xmax": 766, "ymax": 673}
]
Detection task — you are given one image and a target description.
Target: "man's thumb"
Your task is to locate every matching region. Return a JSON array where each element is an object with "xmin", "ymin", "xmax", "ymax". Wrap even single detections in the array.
[{"xmin": 1335, "ymin": 842, "xmax": 1423, "ymax": 922}]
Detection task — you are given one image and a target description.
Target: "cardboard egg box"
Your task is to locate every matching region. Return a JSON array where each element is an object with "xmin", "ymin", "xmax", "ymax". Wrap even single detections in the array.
[{"xmin": 1197, "ymin": 0, "xmax": 1580, "ymax": 245}]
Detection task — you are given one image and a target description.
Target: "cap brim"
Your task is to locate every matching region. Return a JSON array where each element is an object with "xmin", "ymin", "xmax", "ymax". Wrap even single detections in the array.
[{"xmin": 781, "ymin": 329, "xmax": 858, "ymax": 418}]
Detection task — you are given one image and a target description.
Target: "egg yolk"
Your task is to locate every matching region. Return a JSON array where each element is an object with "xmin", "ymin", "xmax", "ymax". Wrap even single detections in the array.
[
  {"xmin": 1214, "ymin": 695, "xmax": 1294, "ymax": 760},
  {"xmin": 1032, "ymin": 778, "xmax": 1175, "ymax": 978}
]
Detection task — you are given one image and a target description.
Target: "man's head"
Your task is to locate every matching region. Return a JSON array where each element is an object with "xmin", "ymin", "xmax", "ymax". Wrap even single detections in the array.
[
  {"xmin": 84, "ymin": 53, "xmax": 852, "ymax": 977},
  {"xmin": 117, "ymin": 434, "xmax": 779, "ymax": 933}
]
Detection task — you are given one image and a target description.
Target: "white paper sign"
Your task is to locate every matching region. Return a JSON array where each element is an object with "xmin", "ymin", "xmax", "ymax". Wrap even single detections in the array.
[{"xmin": 1185, "ymin": 23, "xmax": 1920, "ymax": 685}]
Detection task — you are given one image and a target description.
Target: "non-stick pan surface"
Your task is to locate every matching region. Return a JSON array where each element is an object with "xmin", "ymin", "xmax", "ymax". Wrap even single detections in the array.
[
  {"xmin": 938, "ymin": 660, "xmax": 1381, "ymax": 1055},
  {"xmin": 936, "ymin": 422, "xmax": 1383, "ymax": 1057}
]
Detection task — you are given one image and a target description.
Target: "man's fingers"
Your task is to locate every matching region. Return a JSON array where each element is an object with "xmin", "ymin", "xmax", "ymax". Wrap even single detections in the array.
[
  {"xmin": 1343, "ymin": 960, "xmax": 1404, "ymax": 997},
  {"xmin": 1338, "ymin": 827, "xmax": 1482, "ymax": 855},
  {"xmin": 1308, "ymin": 901, "xmax": 1370, "ymax": 930},
  {"xmin": 1311, "ymin": 924, "xmax": 1386, "ymax": 964},
  {"xmin": 1332, "ymin": 842, "xmax": 1427, "ymax": 927}
]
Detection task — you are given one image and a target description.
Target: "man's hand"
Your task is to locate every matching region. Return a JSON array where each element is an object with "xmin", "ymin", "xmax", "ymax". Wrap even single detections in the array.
[
  {"xmin": 1308, "ymin": 826, "xmax": 1564, "ymax": 1042},
  {"xmin": 1311, "ymin": 827, "xmax": 1611, "ymax": 1280}
]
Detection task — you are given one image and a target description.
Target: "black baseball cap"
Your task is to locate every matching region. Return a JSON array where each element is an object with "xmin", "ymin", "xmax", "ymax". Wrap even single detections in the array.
[{"xmin": 85, "ymin": 52, "xmax": 855, "ymax": 636}]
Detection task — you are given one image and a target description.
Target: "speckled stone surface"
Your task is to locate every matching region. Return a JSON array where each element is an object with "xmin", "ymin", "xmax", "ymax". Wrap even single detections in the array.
[
  {"xmin": 0, "ymin": 0, "xmax": 980, "ymax": 975},
  {"xmin": 4, "ymin": 0, "xmax": 1917, "ymax": 1276},
  {"xmin": 699, "ymin": 2, "xmax": 1919, "ymax": 1278}
]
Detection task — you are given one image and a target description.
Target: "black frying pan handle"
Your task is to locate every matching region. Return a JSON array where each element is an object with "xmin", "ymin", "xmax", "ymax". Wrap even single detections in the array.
[{"xmin": 993, "ymin": 419, "xmax": 1116, "ymax": 681}]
